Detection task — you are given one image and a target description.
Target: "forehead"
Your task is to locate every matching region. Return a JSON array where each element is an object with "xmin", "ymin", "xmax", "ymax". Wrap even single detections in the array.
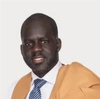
[{"xmin": 21, "ymin": 21, "xmax": 54, "ymax": 40}]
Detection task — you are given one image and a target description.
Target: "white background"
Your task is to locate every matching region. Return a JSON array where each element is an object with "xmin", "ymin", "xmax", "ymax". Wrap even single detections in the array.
[{"xmin": 1, "ymin": 0, "xmax": 100, "ymax": 99}]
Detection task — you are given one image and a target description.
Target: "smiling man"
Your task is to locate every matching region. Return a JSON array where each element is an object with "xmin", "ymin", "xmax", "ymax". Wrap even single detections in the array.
[
  {"xmin": 20, "ymin": 15, "xmax": 61, "ymax": 78},
  {"xmin": 8, "ymin": 13, "xmax": 100, "ymax": 99}
]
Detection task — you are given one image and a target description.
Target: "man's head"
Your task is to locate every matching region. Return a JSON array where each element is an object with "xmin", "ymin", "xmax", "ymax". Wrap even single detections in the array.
[{"xmin": 21, "ymin": 13, "xmax": 61, "ymax": 77}]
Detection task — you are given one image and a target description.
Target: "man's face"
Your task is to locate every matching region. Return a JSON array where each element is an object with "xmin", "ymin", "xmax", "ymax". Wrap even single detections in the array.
[{"xmin": 21, "ymin": 21, "xmax": 61, "ymax": 77}]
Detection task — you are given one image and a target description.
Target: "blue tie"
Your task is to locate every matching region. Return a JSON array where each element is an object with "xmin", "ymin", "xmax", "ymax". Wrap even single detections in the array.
[{"xmin": 29, "ymin": 79, "xmax": 46, "ymax": 99}]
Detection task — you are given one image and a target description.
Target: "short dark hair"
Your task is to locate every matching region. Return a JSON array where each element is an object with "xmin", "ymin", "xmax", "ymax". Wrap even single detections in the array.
[{"xmin": 21, "ymin": 13, "xmax": 58, "ymax": 38}]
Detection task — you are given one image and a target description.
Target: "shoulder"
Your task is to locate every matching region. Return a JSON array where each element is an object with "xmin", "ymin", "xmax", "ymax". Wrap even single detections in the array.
[
  {"xmin": 64, "ymin": 61, "xmax": 99, "ymax": 78},
  {"xmin": 18, "ymin": 72, "xmax": 32, "ymax": 81},
  {"xmin": 61, "ymin": 61, "xmax": 100, "ymax": 87},
  {"xmin": 59, "ymin": 62, "xmax": 100, "ymax": 92},
  {"xmin": 7, "ymin": 72, "xmax": 31, "ymax": 98},
  {"xmin": 6, "ymin": 80, "xmax": 20, "ymax": 99},
  {"xmin": 70, "ymin": 62, "xmax": 99, "ymax": 78}
]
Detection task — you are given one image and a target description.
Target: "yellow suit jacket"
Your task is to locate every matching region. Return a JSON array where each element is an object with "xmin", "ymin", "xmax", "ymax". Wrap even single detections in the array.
[{"xmin": 12, "ymin": 62, "xmax": 100, "ymax": 99}]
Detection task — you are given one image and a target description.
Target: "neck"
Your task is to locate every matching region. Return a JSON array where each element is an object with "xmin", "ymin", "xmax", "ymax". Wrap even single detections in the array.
[{"xmin": 34, "ymin": 71, "xmax": 48, "ymax": 78}]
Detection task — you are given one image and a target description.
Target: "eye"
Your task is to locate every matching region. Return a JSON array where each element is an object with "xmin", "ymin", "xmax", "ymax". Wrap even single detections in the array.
[
  {"xmin": 41, "ymin": 40, "xmax": 49, "ymax": 44},
  {"xmin": 24, "ymin": 42, "xmax": 33, "ymax": 46}
]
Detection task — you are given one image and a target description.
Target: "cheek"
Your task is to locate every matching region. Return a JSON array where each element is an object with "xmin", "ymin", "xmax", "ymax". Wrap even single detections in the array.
[
  {"xmin": 22, "ymin": 47, "xmax": 31, "ymax": 58},
  {"xmin": 45, "ymin": 47, "xmax": 57, "ymax": 59},
  {"xmin": 50, "ymin": 45, "xmax": 57, "ymax": 54},
  {"xmin": 44, "ymin": 48, "xmax": 52, "ymax": 56}
]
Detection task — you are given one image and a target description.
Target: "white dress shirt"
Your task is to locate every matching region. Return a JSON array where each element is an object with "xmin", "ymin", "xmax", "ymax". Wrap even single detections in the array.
[{"xmin": 7, "ymin": 61, "xmax": 62, "ymax": 99}]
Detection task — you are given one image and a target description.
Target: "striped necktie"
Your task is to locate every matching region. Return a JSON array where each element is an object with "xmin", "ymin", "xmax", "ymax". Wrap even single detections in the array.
[{"xmin": 29, "ymin": 79, "xmax": 46, "ymax": 99}]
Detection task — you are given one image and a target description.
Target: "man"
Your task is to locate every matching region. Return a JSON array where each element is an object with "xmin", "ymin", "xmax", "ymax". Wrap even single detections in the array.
[{"xmin": 8, "ymin": 13, "xmax": 100, "ymax": 99}]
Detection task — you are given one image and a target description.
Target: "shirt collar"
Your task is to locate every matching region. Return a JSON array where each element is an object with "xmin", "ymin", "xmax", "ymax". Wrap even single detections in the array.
[{"xmin": 31, "ymin": 61, "xmax": 62, "ymax": 86}]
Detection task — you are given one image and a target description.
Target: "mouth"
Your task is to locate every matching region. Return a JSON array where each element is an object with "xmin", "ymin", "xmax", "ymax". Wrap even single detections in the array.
[{"xmin": 32, "ymin": 57, "xmax": 45, "ymax": 64}]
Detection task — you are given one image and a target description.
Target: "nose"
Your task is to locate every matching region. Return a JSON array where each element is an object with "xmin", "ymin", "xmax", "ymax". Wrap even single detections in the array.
[{"xmin": 31, "ymin": 42, "xmax": 42, "ymax": 53}]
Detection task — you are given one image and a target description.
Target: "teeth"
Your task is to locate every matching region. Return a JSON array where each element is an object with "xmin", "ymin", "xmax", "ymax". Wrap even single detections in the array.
[
  {"xmin": 35, "ymin": 58, "xmax": 43, "ymax": 60},
  {"xmin": 33, "ymin": 57, "xmax": 44, "ymax": 63}
]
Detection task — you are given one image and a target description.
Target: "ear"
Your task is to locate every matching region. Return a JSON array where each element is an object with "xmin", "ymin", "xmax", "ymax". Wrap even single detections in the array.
[{"xmin": 56, "ymin": 38, "xmax": 62, "ymax": 52}]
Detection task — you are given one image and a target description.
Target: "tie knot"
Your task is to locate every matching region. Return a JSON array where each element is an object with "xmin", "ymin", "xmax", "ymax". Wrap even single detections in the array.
[{"xmin": 34, "ymin": 79, "xmax": 46, "ymax": 88}]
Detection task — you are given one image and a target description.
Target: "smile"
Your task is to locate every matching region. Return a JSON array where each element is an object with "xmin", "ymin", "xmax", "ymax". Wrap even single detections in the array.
[{"xmin": 32, "ymin": 57, "xmax": 44, "ymax": 64}]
